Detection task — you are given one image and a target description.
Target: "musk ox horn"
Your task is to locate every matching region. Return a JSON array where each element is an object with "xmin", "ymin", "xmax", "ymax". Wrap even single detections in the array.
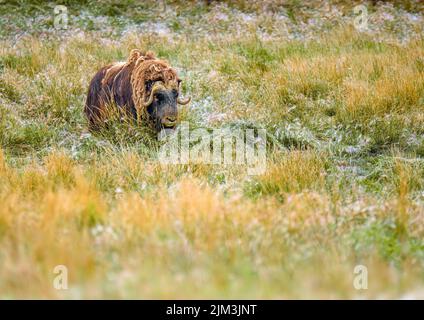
[
  {"xmin": 142, "ymin": 81, "xmax": 166, "ymax": 107},
  {"xmin": 177, "ymin": 96, "xmax": 191, "ymax": 105}
]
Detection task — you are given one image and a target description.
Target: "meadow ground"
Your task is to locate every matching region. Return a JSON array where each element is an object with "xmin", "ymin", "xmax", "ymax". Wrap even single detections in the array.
[{"xmin": 0, "ymin": 0, "xmax": 423, "ymax": 298}]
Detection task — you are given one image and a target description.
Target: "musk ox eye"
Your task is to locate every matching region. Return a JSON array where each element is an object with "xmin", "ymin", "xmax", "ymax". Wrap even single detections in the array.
[
  {"xmin": 172, "ymin": 89, "xmax": 178, "ymax": 98},
  {"xmin": 155, "ymin": 92, "xmax": 165, "ymax": 100},
  {"xmin": 146, "ymin": 81, "xmax": 153, "ymax": 91}
]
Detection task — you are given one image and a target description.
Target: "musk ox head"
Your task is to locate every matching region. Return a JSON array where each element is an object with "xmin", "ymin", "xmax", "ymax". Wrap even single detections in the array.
[{"xmin": 130, "ymin": 50, "xmax": 190, "ymax": 131}]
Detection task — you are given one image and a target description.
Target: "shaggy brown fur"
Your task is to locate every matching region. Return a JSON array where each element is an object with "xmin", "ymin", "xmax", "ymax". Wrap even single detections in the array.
[{"xmin": 85, "ymin": 49, "xmax": 185, "ymax": 130}]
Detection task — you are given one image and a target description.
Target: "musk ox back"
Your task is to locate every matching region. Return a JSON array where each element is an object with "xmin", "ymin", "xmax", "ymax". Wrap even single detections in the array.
[{"xmin": 85, "ymin": 49, "xmax": 190, "ymax": 132}]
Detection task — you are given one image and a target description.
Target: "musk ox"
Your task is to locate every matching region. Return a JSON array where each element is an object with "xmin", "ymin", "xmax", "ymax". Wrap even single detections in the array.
[{"xmin": 85, "ymin": 49, "xmax": 190, "ymax": 132}]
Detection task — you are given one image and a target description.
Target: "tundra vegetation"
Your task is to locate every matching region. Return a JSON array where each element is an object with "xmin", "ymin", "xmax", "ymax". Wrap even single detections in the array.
[{"xmin": 0, "ymin": 0, "xmax": 423, "ymax": 298}]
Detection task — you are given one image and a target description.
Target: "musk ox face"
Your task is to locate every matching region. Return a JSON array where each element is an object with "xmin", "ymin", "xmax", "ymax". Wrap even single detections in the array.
[
  {"xmin": 146, "ymin": 81, "xmax": 179, "ymax": 131},
  {"xmin": 143, "ymin": 79, "xmax": 190, "ymax": 131}
]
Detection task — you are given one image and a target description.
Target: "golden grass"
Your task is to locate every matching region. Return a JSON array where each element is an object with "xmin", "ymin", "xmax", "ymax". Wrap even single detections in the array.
[
  {"xmin": 253, "ymin": 150, "xmax": 327, "ymax": 196},
  {"xmin": 0, "ymin": 149, "xmax": 422, "ymax": 298}
]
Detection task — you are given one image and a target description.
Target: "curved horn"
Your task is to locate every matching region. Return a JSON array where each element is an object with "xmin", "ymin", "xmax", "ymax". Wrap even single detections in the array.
[
  {"xmin": 177, "ymin": 96, "xmax": 191, "ymax": 105},
  {"xmin": 142, "ymin": 82, "xmax": 166, "ymax": 107}
]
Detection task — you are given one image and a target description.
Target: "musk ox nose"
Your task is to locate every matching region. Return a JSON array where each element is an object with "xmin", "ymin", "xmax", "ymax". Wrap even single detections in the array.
[
  {"xmin": 165, "ymin": 116, "xmax": 176, "ymax": 122},
  {"xmin": 162, "ymin": 115, "xmax": 177, "ymax": 128}
]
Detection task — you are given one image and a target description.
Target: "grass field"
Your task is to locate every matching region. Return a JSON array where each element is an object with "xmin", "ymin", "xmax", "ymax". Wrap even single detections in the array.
[{"xmin": 0, "ymin": 0, "xmax": 423, "ymax": 298}]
